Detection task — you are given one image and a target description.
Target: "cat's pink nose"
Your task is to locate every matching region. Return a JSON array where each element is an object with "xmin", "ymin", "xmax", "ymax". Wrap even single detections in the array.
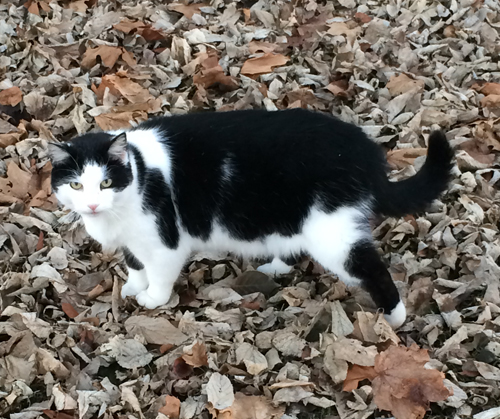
[{"xmin": 88, "ymin": 204, "xmax": 99, "ymax": 212}]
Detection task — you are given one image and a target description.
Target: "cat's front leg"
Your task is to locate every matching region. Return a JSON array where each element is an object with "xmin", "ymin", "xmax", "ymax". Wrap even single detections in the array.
[
  {"xmin": 121, "ymin": 247, "xmax": 148, "ymax": 298},
  {"xmin": 135, "ymin": 250, "xmax": 187, "ymax": 309}
]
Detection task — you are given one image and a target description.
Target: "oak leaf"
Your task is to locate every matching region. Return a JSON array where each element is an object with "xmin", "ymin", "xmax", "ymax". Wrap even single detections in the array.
[
  {"xmin": 387, "ymin": 148, "xmax": 427, "ymax": 170},
  {"xmin": 81, "ymin": 45, "xmax": 136, "ymax": 69}
]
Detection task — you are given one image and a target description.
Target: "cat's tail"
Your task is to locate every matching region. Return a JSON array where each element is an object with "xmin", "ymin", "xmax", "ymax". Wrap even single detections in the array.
[{"xmin": 374, "ymin": 131, "xmax": 454, "ymax": 217}]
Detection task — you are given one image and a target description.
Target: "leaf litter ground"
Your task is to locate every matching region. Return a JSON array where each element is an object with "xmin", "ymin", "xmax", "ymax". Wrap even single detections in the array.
[{"xmin": 1, "ymin": 1, "xmax": 500, "ymax": 419}]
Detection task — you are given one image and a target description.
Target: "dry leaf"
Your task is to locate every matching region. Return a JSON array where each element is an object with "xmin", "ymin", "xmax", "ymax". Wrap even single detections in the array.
[
  {"xmin": 227, "ymin": 393, "xmax": 285, "ymax": 419},
  {"xmin": 95, "ymin": 111, "xmax": 148, "ymax": 131},
  {"xmin": 124, "ymin": 315, "xmax": 188, "ymax": 346},
  {"xmin": 206, "ymin": 372, "xmax": 234, "ymax": 410},
  {"xmin": 113, "ymin": 19, "xmax": 165, "ymax": 41},
  {"xmin": 193, "ymin": 51, "xmax": 239, "ymax": 91},
  {"xmin": 182, "ymin": 341, "xmax": 209, "ymax": 367},
  {"xmin": 159, "ymin": 395, "xmax": 181, "ymax": 419},
  {"xmin": 343, "ymin": 364, "xmax": 377, "ymax": 392},
  {"xmin": 81, "ymin": 45, "xmax": 136, "ymax": 69},
  {"xmin": 241, "ymin": 53, "xmax": 289, "ymax": 76},
  {"xmin": 387, "ymin": 148, "xmax": 427, "ymax": 170},
  {"xmin": 95, "ymin": 74, "xmax": 154, "ymax": 104},
  {"xmin": 231, "ymin": 271, "xmax": 280, "ymax": 297},
  {"xmin": 235, "ymin": 342, "xmax": 268, "ymax": 375},
  {"xmin": 168, "ymin": 3, "xmax": 207, "ymax": 19},
  {"xmin": 372, "ymin": 344, "xmax": 452, "ymax": 419},
  {"xmin": 472, "ymin": 82, "xmax": 500, "ymax": 96},
  {"xmin": 101, "ymin": 336, "xmax": 153, "ymax": 369},
  {"xmin": 61, "ymin": 302, "xmax": 79, "ymax": 319},
  {"xmin": 386, "ymin": 74, "xmax": 425, "ymax": 96},
  {"xmin": 0, "ymin": 87, "xmax": 23, "ymax": 106}
]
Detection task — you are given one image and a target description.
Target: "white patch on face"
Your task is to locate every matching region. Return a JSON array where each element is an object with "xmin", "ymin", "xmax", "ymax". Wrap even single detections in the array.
[{"xmin": 54, "ymin": 163, "xmax": 116, "ymax": 216}]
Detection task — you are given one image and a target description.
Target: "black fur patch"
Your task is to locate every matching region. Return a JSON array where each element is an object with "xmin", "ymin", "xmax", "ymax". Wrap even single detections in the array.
[
  {"xmin": 123, "ymin": 247, "xmax": 144, "ymax": 270},
  {"xmin": 129, "ymin": 144, "xmax": 146, "ymax": 193},
  {"xmin": 142, "ymin": 168, "xmax": 179, "ymax": 249},
  {"xmin": 136, "ymin": 109, "xmax": 388, "ymax": 241},
  {"xmin": 345, "ymin": 240, "xmax": 400, "ymax": 313}
]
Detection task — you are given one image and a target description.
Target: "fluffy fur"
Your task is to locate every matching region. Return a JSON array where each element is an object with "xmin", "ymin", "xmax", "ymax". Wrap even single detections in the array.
[{"xmin": 49, "ymin": 109, "xmax": 454, "ymax": 328}]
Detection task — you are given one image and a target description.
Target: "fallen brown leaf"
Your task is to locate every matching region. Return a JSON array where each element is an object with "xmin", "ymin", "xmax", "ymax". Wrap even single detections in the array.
[
  {"xmin": 182, "ymin": 341, "xmax": 209, "ymax": 367},
  {"xmin": 168, "ymin": 3, "xmax": 207, "ymax": 19},
  {"xmin": 386, "ymin": 74, "xmax": 425, "ymax": 96},
  {"xmin": 343, "ymin": 364, "xmax": 377, "ymax": 392},
  {"xmin": 387, "ymin": 148, "xmax": 427, "ymax": 170},
  {"xmin": 94, "ymin": 111, "xmax": 148, "ymax": 131},
  {"xmin": 61, "ymin": 302, "xmax": 79, "ymax": 319},
  {"xmin": 81, "ymin": 45, "xmax": 136, "ymax": 69},
  {"xmin": 0, "ymin": 87, "xmax": 23, "ymax": 106},
  {"xmin": 241, "ymin": 53, "xmax": 289, "ymax": 76},
  {"xmin": 372, "ymin": 344, "xmax": 452, "ymax": 419},
  {"xmin": 472, "ymin": 82, "xmax": 500, "ymax": 96},
  {"xmin": 193, "ymin": 51, "xmax": 239, "ymax": 91},
  {"xmin": 159, "ymin": 395, "xmax": 181, "ymax": 419},
  {"xmin": 113, "ymin": 19, "xmax": 164, "ymax": 41}
]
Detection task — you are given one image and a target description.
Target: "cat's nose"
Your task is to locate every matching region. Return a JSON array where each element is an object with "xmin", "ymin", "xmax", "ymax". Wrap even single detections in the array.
[{"xmin": 88, "ymin": 204, "xmax": 99, "ymax": 212}]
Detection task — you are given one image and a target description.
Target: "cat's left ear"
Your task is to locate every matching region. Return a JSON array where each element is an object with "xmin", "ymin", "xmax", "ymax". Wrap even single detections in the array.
[{"xmin": 109, "ymin": 132, "xmax": 128, "ymax": 162}]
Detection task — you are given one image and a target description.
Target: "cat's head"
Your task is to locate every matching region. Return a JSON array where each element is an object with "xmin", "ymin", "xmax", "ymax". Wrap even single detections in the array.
[{"xmin": 48, "ymin": 132, "xmax": 132, "ymax": 217}]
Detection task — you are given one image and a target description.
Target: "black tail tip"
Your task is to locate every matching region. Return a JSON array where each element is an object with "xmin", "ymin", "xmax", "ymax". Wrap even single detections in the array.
[{"xmin": 427, "ymin": 130, "xmax": 454, "ymax": 167}]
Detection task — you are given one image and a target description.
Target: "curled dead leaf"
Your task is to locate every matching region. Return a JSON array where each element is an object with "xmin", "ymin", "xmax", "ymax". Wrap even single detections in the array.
[
  {"xmin": 0, "ymin": 87, "xmax": 23, "ymax": 106},
  {"xmin": 159, "ymin": 395, "xmax": 181, "ymax": 419},
  {"xmin": 182, "ymin": 341, "xmax": 209, "ymax": 367}
]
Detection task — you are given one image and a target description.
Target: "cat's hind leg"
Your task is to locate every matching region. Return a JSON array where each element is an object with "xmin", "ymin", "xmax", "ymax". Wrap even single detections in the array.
[
  {"xmin": 121, "ymin": 247, "xmax": 148, "ymax": 298},
  {"xmin": 257, "ymin": 257, "xmax": 293, "ymax": 275},
  {"xmin": 303, "ymin": 207, "xmax": 405, "ymax": 328},
  {"xmin": 135, "ymin": 249, "xmax": 187, "ymax": 309}
]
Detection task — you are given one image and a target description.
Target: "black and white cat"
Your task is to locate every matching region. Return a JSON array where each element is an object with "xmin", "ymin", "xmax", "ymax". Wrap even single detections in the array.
[{"xmin": 49, "ymin": 109, "xmax": 454, "ymax": 328}]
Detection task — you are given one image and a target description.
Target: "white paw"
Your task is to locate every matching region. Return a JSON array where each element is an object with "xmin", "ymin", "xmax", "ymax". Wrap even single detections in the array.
[
  {"xmin": 121, "ymin": 281, "xmax": 146, "ymax": 298},
  {"xmin": 257, "ymin": 258, "xmax": 292, "ymax": 276},
  {"xmin": 384, "ymin": 301, "xmax": 406, "ymax": 329},
  {"xmin": 136, "ymin": 289, "xmax": 171, "ymax": 309}
]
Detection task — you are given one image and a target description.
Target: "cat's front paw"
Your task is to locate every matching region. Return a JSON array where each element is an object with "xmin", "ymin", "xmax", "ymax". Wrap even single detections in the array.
[
  {"xmin": 121, "ymin": 281, "xmax": 145, "ymax": 298},
  {"xmin": 136, "ymin": 289, "xmax": 171, "ymax": 309}
]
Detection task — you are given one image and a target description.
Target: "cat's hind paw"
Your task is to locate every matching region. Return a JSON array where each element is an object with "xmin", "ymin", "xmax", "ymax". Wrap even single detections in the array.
[
  {"xmin": 384, "ymin": 301, "xmax": 406, "ymax": 329},
  {"xmin": 257, "ymin": 258, "xmax": 293, "ymax": 276}
]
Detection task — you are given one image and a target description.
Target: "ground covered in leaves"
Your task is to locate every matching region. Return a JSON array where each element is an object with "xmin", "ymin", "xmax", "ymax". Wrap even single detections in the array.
[{"xmin": 1, "ymin": 0, "xmax": 500, "ymax": 418}]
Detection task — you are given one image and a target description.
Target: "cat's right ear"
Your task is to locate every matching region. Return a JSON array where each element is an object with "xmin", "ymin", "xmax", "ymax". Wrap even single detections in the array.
[
  {"xmin": 109, "ymin": 132, "xmax": 128, "ymax": 162},
  {"xmin": 47, "ymin": 143, "xmax": 70, "ymax": 164}
]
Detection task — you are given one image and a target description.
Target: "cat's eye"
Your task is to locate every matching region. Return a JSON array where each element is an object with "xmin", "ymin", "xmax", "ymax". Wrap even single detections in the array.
[
  {"xmin": 100, "ymin": 179, "xmax": 113, "ymax": 189},
  {"xmin": 70, "ymin": 182, "xmax": 82, "ymax": 190}
]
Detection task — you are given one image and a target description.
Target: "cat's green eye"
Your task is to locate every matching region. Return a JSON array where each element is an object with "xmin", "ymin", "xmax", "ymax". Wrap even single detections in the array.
[
  {"xmin": 101, "ymin": 179, "xmax": 113, "ymax": 189},
  {"xmin": 70, "ymin": 182, "xmax": 82, "ymax": 190}
]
